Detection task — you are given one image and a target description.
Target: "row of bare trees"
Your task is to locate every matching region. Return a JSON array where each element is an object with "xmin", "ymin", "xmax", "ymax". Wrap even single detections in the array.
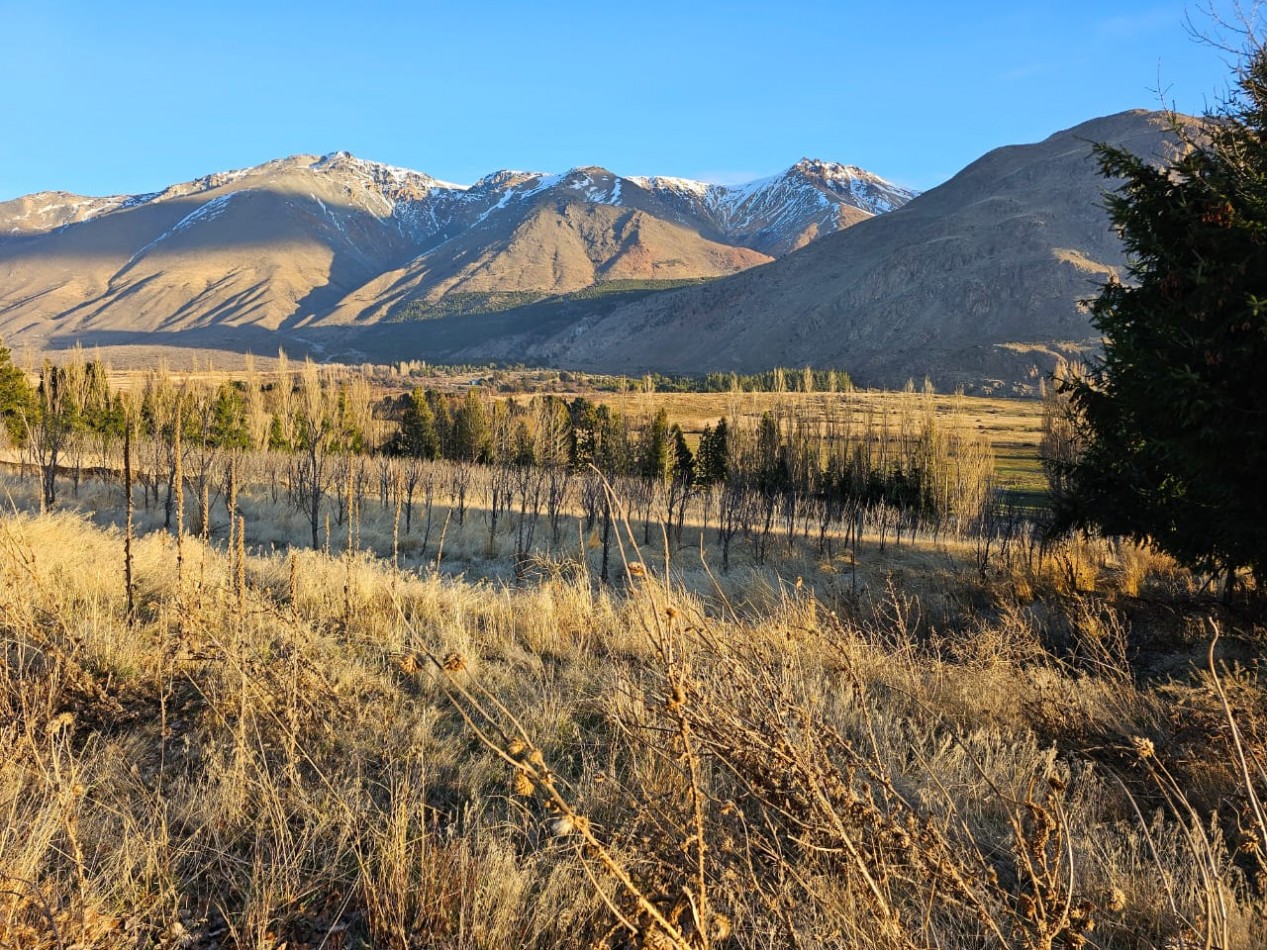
[{"xmin": 0, "ymin": 348, "xmax": 1001, "ymax": 576}]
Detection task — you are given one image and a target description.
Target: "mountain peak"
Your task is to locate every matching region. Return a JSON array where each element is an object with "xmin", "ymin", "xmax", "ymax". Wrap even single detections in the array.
[
  {"xmin": 306, "ymin": 151, "xmax": 468, "ymax": 191},
  {"xmin": 789, "ymin": 158, "xmax": 875, "ymax": 180}
]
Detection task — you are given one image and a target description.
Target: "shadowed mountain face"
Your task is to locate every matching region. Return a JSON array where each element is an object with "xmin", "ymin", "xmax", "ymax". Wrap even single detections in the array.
[
  {"xmin": 0, "ymin": 112, "xmax": 1186, "ymax": 392},
  {"xmin": 0, "ymin": 154, "xmax": 912, "ymax": 347},
  {"xmin": 421, "ymin": 109, "xmax": 1181, "ymax": 394}
]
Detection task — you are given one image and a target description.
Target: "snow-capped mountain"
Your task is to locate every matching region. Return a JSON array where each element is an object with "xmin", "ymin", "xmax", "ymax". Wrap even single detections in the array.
[
  {"xmin": 631, "ymin": 160, "xmax": 917, "ymax": 255},
  {"xmin": 503, "ymin": 111, "xmax": 1182, "ymax": 392},
  {"xmin": 0, "ymin": 153, "xmax": 914, "ymax": 341}
]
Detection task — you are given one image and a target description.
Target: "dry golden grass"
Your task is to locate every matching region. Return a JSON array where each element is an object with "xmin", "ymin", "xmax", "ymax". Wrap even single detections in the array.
[
  {"xmin": 565, "ymin": 388, "xmax": 1045, "ymax": 493},
  {"xmin": 0, "ymin": 470, "xmax": 1264, "ymax": 948}
]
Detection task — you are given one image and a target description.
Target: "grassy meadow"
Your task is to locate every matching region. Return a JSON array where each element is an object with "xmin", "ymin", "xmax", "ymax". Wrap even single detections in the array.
[
  {"xmin": 570, "ymin": 388, "xmax": 1047, "ymax": 501},
  {"xmin": 1, "ymin": 380, "xmax": 1264, "ymax": 950}
]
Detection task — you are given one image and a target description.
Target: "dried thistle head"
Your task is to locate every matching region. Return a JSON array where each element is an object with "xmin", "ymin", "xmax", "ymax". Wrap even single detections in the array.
[
  {"xmin": 396, "ymin": 652, "xmax": 420, "ymax": 675},
  {"xmin": 710, "ymin": 914, "xmax": 733, "ymax": 941},
  {"xmin": 1106, "ymin": 887, "xmax": 1127, "ymax": 913},
  {"xmin": 507, "ymin": 738, "xmax": 527, "ymax": 757},
  {"xmin": 512, "ymin": 770, "xmax": 535, "ymax": 797},
  {"xmin": 637, "ymin": 924, "xmax": 674, "ymax": 950},
  {"xmin": 47, "ymin": 712, "xmax": 75, "ymax": 735},
  {"xmin": 1130, "ymin": 736, "xmax": 1155, "ymax": 760},
  {"xmin": 442, "ymin": 652, "xmax": 467, "ymax": 673},
  {"xmin": 527, "ymin": 749, "xmax": 546, "ymax": 768}
]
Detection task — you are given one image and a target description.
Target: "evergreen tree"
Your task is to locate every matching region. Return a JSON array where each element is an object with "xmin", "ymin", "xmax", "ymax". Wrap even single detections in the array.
[
  {"xmin": 397, "ymin": 388, "xmax": 440, "ymax": 459},
  {"xmin": 451, "ymin": 390, "xmax": 491, "ymax": 463},
  {"xmin": 267, "ymin": 413, "xmax": 290, "ymax": 452},
  {"xmin": 594, "ymin": 406, "xmax": 630, "ymax": 476},
  {"xmin": 1060, "ymin": 47, "xmax": 1267, "ymax": 585},
  {"xmin": 210, "ymin": 383, "xmax": 251, "ymax": 450},
  {"xmin": 754, "ymin": 412, "xmax": 790, "ymax": 496},
  {"xmin": 569, "ymin": 396, "xmax": 602, "ymax": 469},
  {"xmin": 638, "ymin": 408, "xmax": 672, "ymax": 481},
  {"xmin": 696, "ymin": 419, "xmax": 729, "ymax": 486},
  {"xmin": 32, "ymin": 361, "xmax": 76, "ymax": 507},
  {"xmin": 425, "ymin": 390, "xmax": 453, "ymax": 456},
  {"xmin": 512, "ymin": 417, "xmax": 536, "ymax": 466},
  {"xmin": 670, "ymin": 423, "xmax": 695, "ymax": 485},
  {"xmin": 0, "ymin": 339, "xmax": 35, "ymax": 446}
]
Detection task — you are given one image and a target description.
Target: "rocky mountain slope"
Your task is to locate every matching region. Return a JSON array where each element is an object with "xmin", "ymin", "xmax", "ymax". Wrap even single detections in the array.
[
  {"xmin": 0, "ymin": 155, "xmax": 912, "ymax": 345},
  {"xmin": 1, "ymin": 111, "xmax": 1189, "ymax": 391},
  {"xmin": 440, "ymin": 110, "xmax": 1182, "ymax": 392}
]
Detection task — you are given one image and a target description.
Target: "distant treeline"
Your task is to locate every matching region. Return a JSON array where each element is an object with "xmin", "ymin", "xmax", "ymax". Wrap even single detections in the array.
[
  {"xmin": 630, "ymin": 367, "xmax": 853, "ymax": 393},
  {"xmin": 0, "ymin": 346, "xmax": 991, "ymax": 573},
  {"xmin": 386, "ymin": 364, "xmax": 855, "ymax": 395}
]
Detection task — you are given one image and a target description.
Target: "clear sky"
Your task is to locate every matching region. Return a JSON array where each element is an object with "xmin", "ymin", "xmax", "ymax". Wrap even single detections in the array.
[{"xmin": 0, "ymin": 1, "xmax": 1257, "ymax": 200}]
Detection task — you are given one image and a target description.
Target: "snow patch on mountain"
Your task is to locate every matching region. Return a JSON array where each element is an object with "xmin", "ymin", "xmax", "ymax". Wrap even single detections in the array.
[
  {"xmin": 310, "ymin": 151, "xmax": 470, "ymax": 193},
  {"xmin": 5, "ymin": 153, "xmax": 915, "ymax": 260},
  {"xmin": 628, "ymin": 175, "xmax": 712, "ymax": 198},
  {"xmin": 122, "ymin": 191, "xmax": 246, "ymax": 267}
]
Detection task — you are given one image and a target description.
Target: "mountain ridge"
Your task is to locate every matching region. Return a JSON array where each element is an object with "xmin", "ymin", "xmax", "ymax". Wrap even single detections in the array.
[
  {"xmin": 337, "ymin": 109, "xmax": 1185, "ymax": 394},
  {"xmin": 0, "ymin": 111, "xmax": 1191, "ymax": 393},
  {"xmin": 493, "ymin": 109, "xmax": 1186, "ymax": 392},
  {"xmin": 0, "ymin": 152, "xmax": 914, "ymax": 343}
]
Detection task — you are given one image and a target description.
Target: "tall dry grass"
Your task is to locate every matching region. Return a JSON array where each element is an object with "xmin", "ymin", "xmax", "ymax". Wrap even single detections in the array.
[{"xmin": 0, "ymin": 471, "xmax": 1263, "ymax": 947}]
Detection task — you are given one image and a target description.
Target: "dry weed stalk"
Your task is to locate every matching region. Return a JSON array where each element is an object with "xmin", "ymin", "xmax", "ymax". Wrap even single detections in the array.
[
  {"xmin": 4, "ymin": 455, "xmax": 1266, "ymax": 948},
  {"xmin": 404, "ymin": 621, "xmax": 701, "ymax": 949},
  {"xmin": 1111, "ymin": 622, "xmax": 1267, "ymax": 948},
  {"xmin": 122, "ymin": 417, "xmax": 135, "ymax": 626},
  {"xmin": 410, "ymin": 482, "xmax": 1100, "ymax": 949},
  {"xmin": 173, "ymin": 396, "xmax": 184, "ymax": 587}
]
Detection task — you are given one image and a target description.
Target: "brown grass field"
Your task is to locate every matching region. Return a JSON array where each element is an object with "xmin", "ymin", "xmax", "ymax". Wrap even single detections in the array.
[
  {"xmin": 1, "ymin": 381, "xmax": 1264, "ymax": 949},
  {"xmin": 574, "ymin": 389, "xmax": 1047, "ymax": 499}
]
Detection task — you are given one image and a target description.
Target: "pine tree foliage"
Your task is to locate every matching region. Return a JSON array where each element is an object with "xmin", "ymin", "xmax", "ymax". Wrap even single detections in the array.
[
  {"xmin": 1061, "ymin": 47, "xmax": 1267, "ymax": 582},
  {"xmin": 397, "ymin": 388, "xmax": 440, "ymax": 459},
  {"xmin": 0, "ymin": 339, "xmax": 35, "ymax": 447}
]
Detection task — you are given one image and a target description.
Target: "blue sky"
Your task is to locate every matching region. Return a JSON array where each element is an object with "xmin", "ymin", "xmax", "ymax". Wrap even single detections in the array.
[{"xmin": 0, "ymin": 1, "xmax": 1256, "ymax": 200}]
